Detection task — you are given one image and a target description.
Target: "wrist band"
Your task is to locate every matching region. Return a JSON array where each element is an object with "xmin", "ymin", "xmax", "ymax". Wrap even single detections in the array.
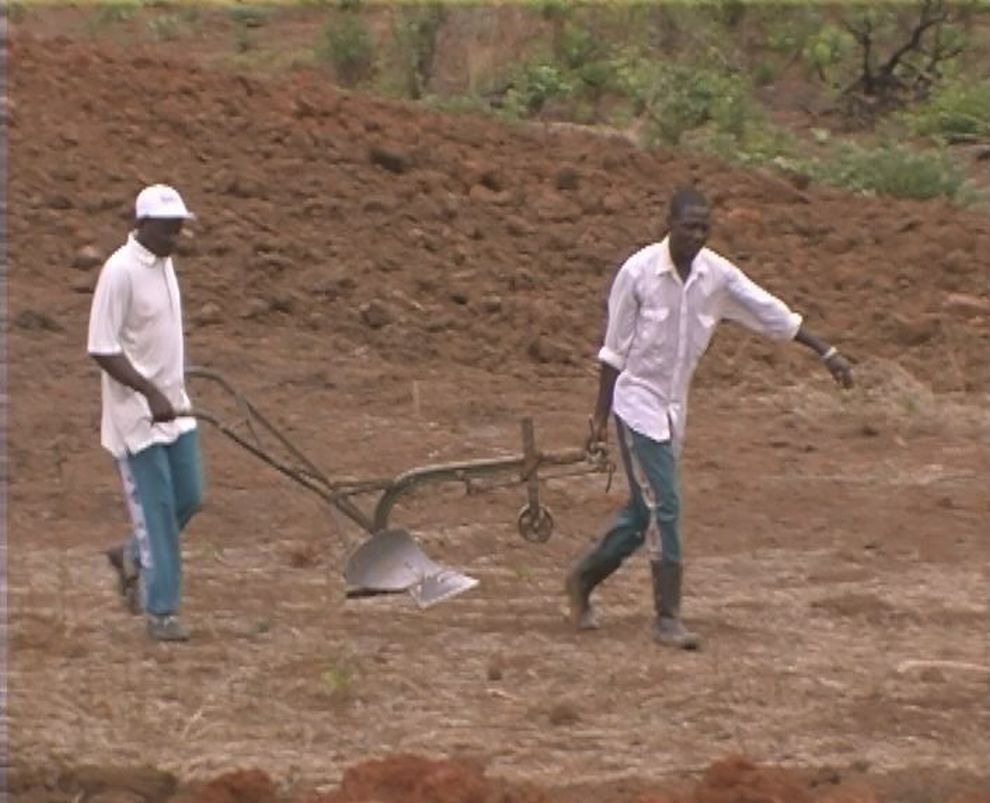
[{"xmin": 822, "ymin": 346, "xmax": 838, "ymax": 361}]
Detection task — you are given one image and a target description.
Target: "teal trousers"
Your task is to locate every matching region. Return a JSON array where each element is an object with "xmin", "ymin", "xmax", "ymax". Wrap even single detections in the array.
[{"xmin": 117, "ymin": 429, "xmax": 204, "ymax": 616}]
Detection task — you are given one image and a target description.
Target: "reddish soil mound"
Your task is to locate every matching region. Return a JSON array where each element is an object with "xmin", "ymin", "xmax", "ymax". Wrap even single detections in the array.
[
  {"xmin": 12, "ymin": 756, "xmax": 987, "ymax": 803},
  {"xmin": 178, "ymin": 769, "xmax": 280, "ymax": 803},
  {"xmin": 690, "ymin": 755, "xmax": 814, "ymax": 802},
  {"xmin": 298, "ymin": 753, "xmax": 552, "ymax": 803},
  {"xmin": 7, "ymin": 33, "xmax": 988, "ymax": 395}
]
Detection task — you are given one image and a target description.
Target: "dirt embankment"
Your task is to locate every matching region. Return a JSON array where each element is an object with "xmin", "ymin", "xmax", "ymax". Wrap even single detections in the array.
[
  {"xmin": 11, "ymin": 754, "xmax": 989, "ymax": 803},
  {"xmin": 7, "ymin": 34, "xmax": 988, "ymax": 399}
]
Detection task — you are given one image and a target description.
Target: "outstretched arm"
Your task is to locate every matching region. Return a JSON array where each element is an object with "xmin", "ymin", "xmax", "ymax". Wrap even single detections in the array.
[
  {"xmin": 723, "ymin": 265, "xmax": 854, "ymax": 389},
  {"xmin": 794, "ymin": 325, "xmax": 854, "ymax": 388}
]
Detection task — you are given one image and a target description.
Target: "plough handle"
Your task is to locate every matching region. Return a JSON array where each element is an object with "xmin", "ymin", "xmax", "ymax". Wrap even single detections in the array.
[{"xmin": 185, "ymin": 367, "xmax": 611, "ymax": 539}]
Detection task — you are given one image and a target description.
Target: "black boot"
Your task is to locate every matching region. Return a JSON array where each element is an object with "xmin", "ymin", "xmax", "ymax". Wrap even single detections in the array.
[
  {"xmin": 651, "ymin": 560, "xmax": 699, "ymax": 650},
  {"xmin": 564, "ymin": 546, "xmax": 619, "ymax": 631}
]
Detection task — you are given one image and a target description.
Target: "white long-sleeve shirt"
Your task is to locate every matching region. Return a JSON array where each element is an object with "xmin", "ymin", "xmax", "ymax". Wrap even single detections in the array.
[
  {"xmin": 87, "ymin": 234, "xmax": 196, "ymax": 458},
  {"xmin": 599, "ymin": 237, "xmax": 802, "ymax": 451}
]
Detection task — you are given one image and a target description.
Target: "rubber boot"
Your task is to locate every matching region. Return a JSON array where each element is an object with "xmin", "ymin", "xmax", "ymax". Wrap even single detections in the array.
[
  {"xmin": 651, "ymin": 560, "xmax": 700, "ymax": 650},
  {"xmin": 564, "ymin": 546, "xmax": 620, "ymax": 631}
]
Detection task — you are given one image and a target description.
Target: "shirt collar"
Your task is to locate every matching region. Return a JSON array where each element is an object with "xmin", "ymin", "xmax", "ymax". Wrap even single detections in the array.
[
  {"xmin": 655, "ymin": 236, "xmax": 707, "ymax": 283},
  {"xmin": 127, "ymin": 232, "xmax": 161, "ymax": 267}
]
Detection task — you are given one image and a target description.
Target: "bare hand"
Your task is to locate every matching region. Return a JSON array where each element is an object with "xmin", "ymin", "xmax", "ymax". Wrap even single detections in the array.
[
  {"xmin": 586, "ymin": 415, "xmax": 609, "ymax": 457},
  {"xmin": 825, "ymin": 351, "xmax": 854, "ymax": 389},
  {"xmin": 146, "ymin": 388, "xmax": 177, "ymax": 422}
]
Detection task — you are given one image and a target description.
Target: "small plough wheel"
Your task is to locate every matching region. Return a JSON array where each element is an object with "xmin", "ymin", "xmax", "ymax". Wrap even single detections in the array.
[{"xmin": 517, "ymin": 504, "xmax": 554, "ymax": 543}]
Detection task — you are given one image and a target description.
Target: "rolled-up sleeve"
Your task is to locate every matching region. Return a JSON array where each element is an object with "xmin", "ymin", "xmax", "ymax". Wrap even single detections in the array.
[
  {"xmin": 598, "ymin": 260, "xmax": 639, "ymax": 370},
  {"xmin": 87, "ymin": 261, "xmax": 128, "ymax": 355},
  {"xmin": 722, "ymin": 265, "xmax": 802, "ymax": 341}
]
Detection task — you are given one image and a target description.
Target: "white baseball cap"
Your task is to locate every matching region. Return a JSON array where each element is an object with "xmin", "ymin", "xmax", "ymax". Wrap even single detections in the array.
[{"xmin": 135, "ymin": 184, "xmax": 196, "ymax": 220}]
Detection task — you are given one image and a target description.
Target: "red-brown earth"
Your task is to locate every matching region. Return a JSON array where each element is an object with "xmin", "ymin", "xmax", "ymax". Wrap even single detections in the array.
[{"xmin": 5, "ymin": 9, "xmax": 988, "ymax": 803}]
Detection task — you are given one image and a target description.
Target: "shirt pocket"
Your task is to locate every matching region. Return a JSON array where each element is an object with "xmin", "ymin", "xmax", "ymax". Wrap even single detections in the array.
[
  {"xmin": 640, "ymin": 306, "xmax": 671, "ymax": 351},
  {"xmin": 690, "ymin": 311, "xmax": 718, "ymax": 358}
]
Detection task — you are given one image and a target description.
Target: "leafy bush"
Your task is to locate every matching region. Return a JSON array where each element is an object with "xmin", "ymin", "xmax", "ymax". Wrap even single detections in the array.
[
  {"xmin": 391, "ymin": 4, "xmax": 446, "ymax": 99},
  {"xmin": 558, "ymin": 22, "xmax": 601, "ymax": 70},
  {"xmin": 802, "ymin": 23, "xmax": 856, "ymax": 83},
  {"xmin": 90, "ymin": 0, "xmax": 138, "ymax": 27},
  {"xmin": 545, "ymin": 21, "xmax": 616, "ymax": 105},
  {"xmin": 505, "ymin": 61, "xmax": 574, "ymax": 116},
  {"xmin": 228, "ymin": 6, "xmax": 273, "ymax": 29},
  {"xmin": 760, "ymin": 7, "xmax": 825, "ymax": 56},
  {"xmin": 642, "ymin": 65, "xmax": 759, "ymax": 146},
  {"xmin": 317, "ymin": 14, "xmax": 375, "ymax": 87},
  {"xmin": 688, "ymin": 123, "xmax": 800, "ymax": 170},
  {"xmin": 425, "ymin": 94, "xmax": 491, "ymax": 116},
  {"xmin": 715, "ymin": 0, "xmax": 747, "ymax": 29},
  {"xmin": 147, "ymin": 14, "xmax": 182, "ymax": 42},
  {"xmin": 805, "ymin": 142, "xmax": 967, "ymax": 200},
  {"xmin": 6, "ymin": 2, "xmax": 27, "ymax": 22},
  {"xmin": 903, "ymin": 78, "xmax": 990, "ymax": 143},
  {"xmin": 538, "ymin": 0, "xmax": 571, "ymax": 23},
  {"xmin": 610, "ymin": 48, "xmax": 655, "ymax": 115}
]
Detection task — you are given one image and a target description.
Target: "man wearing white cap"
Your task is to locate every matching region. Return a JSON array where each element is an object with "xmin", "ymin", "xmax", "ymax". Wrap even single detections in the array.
[{"xmin": 88, "ymin": 184, "xmax": 203, "ymax": 642}]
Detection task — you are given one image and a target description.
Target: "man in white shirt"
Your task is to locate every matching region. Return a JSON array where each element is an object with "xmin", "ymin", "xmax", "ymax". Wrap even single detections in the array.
[
  {"xmin": 566, "ymin": 186, "xmax": 853, "ymax": 649},
  {"xmin": 88, "ymin": 184, "xmax": 203, "ymax": 642}
]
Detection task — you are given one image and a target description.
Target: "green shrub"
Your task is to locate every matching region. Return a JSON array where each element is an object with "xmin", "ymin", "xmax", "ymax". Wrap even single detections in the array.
[
  {"xmin": 715, "ymin": 0, "xmax": 747, "ymax": 29},
  {"xmin": 317, "ymin": 14, "xmax": 376, "ymax": 87},
  {"xmin": 147, "ymin": 14, "xmax": 182, "ymax": 42},
  {"xmin": 807, "ymin": 143, "xmax": 967, "ymax": 200},
  {"xmin": 391, "ymin": 4, "xmax": 446, "ymax": 99},
  {"xmin": 538, "ymin": 0, "xmax": 571, "ymax": 23},
  {"xmin": 643, "ymin": 65, "xmax": 758, "ymax": 146},
  {"xmin": 904, "ymin": 78, "xmax": 990, "ymax": 143},
  {"xmin": 229, "ymin": 6, "xmax": 273, "ymax": 29},
  {"xmin": 425, "ymin": 94, "xmax": 491, "ymax": 116},
  {"xmin": 610, "ymin": 48, "xmax": 655, "ymax": 114},
  {"xmin": 761, "ymin": 8, "xmax": 824, "ymax": 56},
  {"xmin": 802, "ymin": 23, "xmax": 856, "ymax": 83},
  {"xmin": 558, "ymin": 22, "xmax": 602, "ymax": 70},
  {"xmin": 689, "ymin": 123, "xmax": 800, "ymax": 169},
  {"xmin": 575, "ymin": 59, "xmax": 616, "ymax": 95},
  {"xmin": 753, "ymin": 61, "xmax": 777, "ymax": 87},
  {"xmin": 179, "ymin": 6, "xmax": 201, "ymax": 25},
  {"xmin": 505, "ymin": 61, "xmax": 574, "ymax": 116},
  {"xmin": 6, "ymin": 2, "xmax": 27, "ymax": 22},
  {"xmin": 91, "ymin": 0, "xmax": 138, "ymax": 27}
]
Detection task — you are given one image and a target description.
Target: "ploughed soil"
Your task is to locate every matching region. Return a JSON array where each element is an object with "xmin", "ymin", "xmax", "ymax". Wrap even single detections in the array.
[{"xmin": 5, "ymin": 9, "xmax": 988, "ymax": 803}]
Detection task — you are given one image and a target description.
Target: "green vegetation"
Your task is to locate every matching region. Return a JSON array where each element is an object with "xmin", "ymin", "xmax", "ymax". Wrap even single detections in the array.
[
  {"xmin": 72, "ymin": 1, "xmax": 987, "ymax": 203},
  {"xmin": 802, "ymin": 142, "xmax": 969, "ymax": 200},
  {"xmin": 228, "ymin": 5, "xmax": 274, "ymax": 29},
  {"xmin": 316, "ymin": 12, "xmax": 375, "ymax": 86},
  {"xmin": 901, "ymin": 78, "xmax": 990, "ymax": 143},
  {"xmin": 146, "ymin": 13, "xmax": 183, "ymax": 41},
  {"xmin": 89, "ymin": 0, "xmax": 139, "ymax": 28},
  {"xmin": 389, "ymin": 3, "xmax": 447, "ymax": 99}
]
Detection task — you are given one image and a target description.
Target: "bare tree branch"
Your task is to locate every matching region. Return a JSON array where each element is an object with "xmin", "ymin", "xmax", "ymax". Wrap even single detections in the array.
[
  {"xmin": 880, "ymin": 0, "xmax": 948, "ymax": 81},
  {"xmin": 837, "ymin": 0, "xmax": 965, "ymax": 117},
  {"xmin": 843, "ymin": 15, "xmax": 876, "ymax": 94}
]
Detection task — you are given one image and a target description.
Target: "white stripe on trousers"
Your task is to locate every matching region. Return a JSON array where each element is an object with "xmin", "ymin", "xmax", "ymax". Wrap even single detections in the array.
[
  {"xmin": 621, "ymin": 424, "xmax": 663, "ymax": 561},
  {"xmin": 117, "ymin": 457, "xmax": 153, "ymax": 570}
]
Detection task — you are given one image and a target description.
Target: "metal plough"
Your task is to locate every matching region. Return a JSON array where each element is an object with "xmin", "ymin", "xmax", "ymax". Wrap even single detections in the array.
[{"xmin": 186, "ymin": 367, "xmax": 613, "ymax": 608}]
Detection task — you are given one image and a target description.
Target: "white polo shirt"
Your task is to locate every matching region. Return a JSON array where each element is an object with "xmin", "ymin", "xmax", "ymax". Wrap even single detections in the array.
[
  {"xmin": 599, "ymin": 237, "xmax": 802, "ymax": 451},
  {"xmin": 87, "ymin": 234, "xmax": 196, "ymax": 458}
]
